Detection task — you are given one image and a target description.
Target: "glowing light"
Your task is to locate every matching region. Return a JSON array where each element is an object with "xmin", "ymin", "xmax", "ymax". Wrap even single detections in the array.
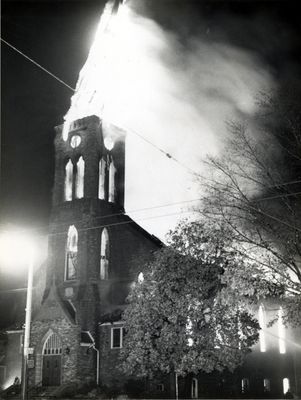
[
  {"xmin": 63, "ymin": 0, "xmax": 130, "ymax": 140},
  {"xmin": 67, "ymin": 226, "xmax": 78, "ymax": 252},
  {"xmin": 241, "ymin": 378, "xmax": 249, "ymax": 394},
  {"xmin": 138, "ymin": 272, "xmax": 144, "ymax": 283},
  {"xmin": 283, "ymin": 378, "xmax": 290, "ymax": 394},
  {"xmin": 278, "ymin": 307, "xmax": 286, "ymax": 354},
  {"xmin": 64, "ymin": 160, "xmax": 73, "ymax": 201},
  {"xmin": 70, "ymin": 135, "xmax": 81, "ymax": 148},
  {"xmin": 98, "ymin": 158, "xmax": 106, "ymax": 199},
  {"xmin": 100, "ymin": 228, "xmax": 109, "ymax": 280},
  {"xmin": 75, "ymin": 156, "xmax": 85, "ymax": 199},
  {"xmin": 263, "ymin": 378, "xmax": 270, "ymax": 392},
  {"xmin": 108, "ymin": 160, "xmax": 116, "ymax": 202},
  {"xmin": 258, "ymin": 305, "xmax": 266, "ymax": 352},
  {"xmin": 104, "ymin": 136, "xmax": 115, "ymax": 150},
  {"xmin": 0, "ymin": 230, "xmax": 35, "ymax": 269}
]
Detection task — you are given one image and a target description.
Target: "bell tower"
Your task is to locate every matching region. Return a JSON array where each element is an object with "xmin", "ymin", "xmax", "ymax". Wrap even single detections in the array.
[
  {"xmin": 45, "ymin": 115, "xmax": 127, "ymax": 327},
  {"xmin": 52, "ymin": 115, "xmax": 125, "ymax": 209}
]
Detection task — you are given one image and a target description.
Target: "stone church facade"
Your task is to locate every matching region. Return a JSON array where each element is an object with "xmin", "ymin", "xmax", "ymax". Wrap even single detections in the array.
[{"xmin": 27, "ymin": 115, "xmax": 162, "ymax": 390}]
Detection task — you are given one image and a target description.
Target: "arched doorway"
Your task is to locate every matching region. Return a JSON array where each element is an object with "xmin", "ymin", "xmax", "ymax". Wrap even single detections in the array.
[{"xmin": 42, "ymin": 332, "xmax": 62, "ymax": 386}]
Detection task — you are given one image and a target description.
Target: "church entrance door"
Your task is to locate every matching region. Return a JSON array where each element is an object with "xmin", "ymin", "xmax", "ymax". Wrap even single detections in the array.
[
  {"xmin": 42, "ymin": 332, "xmax": 62, "ymax": 386},
  {"xmin": 42, "ymin": 355, "xmax": 61, "ymax": 386}
]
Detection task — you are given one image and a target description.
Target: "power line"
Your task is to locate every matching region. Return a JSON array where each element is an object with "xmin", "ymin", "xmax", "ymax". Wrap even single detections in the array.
[
  {"xmin": 47, "ymin": 189, "xmax": 301, "ymax": 231},
  {"xmin": 248, "ymin": 204, "xmax": 301, "ymax": 234},
  {"xmin": 45, "ymin": 198, "xmax": 203, "ymax": 232},
  {"xmin": 1, "ymin": 188, "xmax": 301, "ymax": 238},
  {"xmin": 0, "ymin": 198, "xmax": 203, "ymax": 234},
  {"xmin": 111, "ymin": 122, "xmax": 202, "ymax": 178},
  {"xmin": 1, "ymin": 37, "xmax": 75, "ymax": 92},
  {"xmin": 49, "ymin": 208, "xmax": 200, "ymax": 237},
  {"xmin": 1, "ymin": 36, "xmax": 203, "ymax": 177},
  {"xmin": 255, "ymin": 191, "xmax": 301, "ymax": 203},
  {"xmin": 2, "ymin": 39, "xmax": 301, "ymax": 239}
]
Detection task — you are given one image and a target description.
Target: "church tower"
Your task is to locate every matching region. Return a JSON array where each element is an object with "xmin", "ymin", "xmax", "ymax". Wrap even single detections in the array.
[
  {"xmin": 27, "ymin": 0, "xmax": 162, "ymax": 391},
  {"xmin": 28, "ymin": 116, "xmax": 161, "ymax": 389}
]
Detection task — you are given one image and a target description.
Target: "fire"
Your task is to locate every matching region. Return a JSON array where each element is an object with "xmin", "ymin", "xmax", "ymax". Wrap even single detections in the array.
[{"xmin": 63, "ymin": 0, "xmax": 129, "ymax": 140}]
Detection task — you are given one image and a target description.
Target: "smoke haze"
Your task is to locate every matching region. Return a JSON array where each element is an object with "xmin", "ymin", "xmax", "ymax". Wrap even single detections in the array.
[{"xmin": 94, "ymin": 3, "xmax": 274, "ymax": 239}]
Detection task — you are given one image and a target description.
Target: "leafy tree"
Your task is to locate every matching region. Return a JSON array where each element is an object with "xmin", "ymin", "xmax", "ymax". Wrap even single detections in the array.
[
  {"xmin": 202, "ymin": 86, "xmax": 301, "ymax": 325},
  {"xmin": 120, "ymin": 220, "xmax": 259, "ymax": 380}
]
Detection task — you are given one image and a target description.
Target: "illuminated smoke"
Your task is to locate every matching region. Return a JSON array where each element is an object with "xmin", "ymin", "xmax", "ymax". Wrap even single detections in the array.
[{"xmin": 63, "ymin": 1, "xmax": 274, "ymax": 240}]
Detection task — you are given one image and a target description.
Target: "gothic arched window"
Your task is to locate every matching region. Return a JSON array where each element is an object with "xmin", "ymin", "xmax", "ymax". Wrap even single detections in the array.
[
  {"xmin": 100, "ymin": 228, "xmax": 109, "ymax": 280},
  {"xmin": 64, "ymin": 159, "xmax": 73, "ymax": 201},
  {"xmin": 75, "ymin": 156, "xmax": 85, "ymax": 199},
  {"xmin": 283, "ymin": 378, "xmax": 290, "ymax": 395},
  {"xmin": 65, "ymin": 225, "xmax": 78, "ymax": 280},
  {"xmin": 98, "ymin": 158, "xmax": 106, "ymax": 200},
  {"xmin": 108, "ymin": 160, "xmax": 116, "ymax": 203},
  {"xmin": 43, "ymin": 332, "xmax": 62, "ymax": 355},
  {"xmin": 191, "ymin": 378, "xmax": 198, "ymax": 399}
]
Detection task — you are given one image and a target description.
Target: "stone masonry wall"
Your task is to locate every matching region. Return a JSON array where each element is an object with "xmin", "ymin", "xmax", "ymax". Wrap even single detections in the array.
[{"xmin": 29, "ymin": 317, "xmax": 80, "ymax": 386}]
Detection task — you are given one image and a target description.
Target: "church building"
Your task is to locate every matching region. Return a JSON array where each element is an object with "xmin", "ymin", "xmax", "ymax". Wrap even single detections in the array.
[
  {"xmin": 1, "ymin": 0, "xmax": 301, "ymax": 397},
  {"xmin": 27, "ymin": 115, "xmax": 162, "ymax": 391},
  {"xmin": 1, "ymin": 114, "xmax": 300, "ymax": 399}
]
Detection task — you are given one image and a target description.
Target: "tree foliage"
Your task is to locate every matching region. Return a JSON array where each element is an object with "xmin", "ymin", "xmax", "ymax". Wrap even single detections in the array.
[
  {"xmin": 120, "ymin": 220, "xmax": 259, "ymax": 378},
  {"xmin": 202, "ymin": 87, "xmax": 301, "ymax": 325}
]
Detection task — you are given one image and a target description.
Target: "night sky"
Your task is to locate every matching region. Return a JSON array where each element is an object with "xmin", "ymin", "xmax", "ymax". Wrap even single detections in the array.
[{"xmin": 1, "ymin": 0, "xmax": 301, "ymax": 239}]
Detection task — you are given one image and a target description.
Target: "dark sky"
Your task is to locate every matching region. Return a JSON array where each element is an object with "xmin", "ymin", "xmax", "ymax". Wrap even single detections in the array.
[{"xmin": 1, "ymin": 0, "xmax": 301, "ymax": 230}]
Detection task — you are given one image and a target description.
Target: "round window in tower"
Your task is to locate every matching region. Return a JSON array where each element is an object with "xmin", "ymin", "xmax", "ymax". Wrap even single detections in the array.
[
  {"xmin": 70, "ymin": 135, "xmax": 81, "ymax": 148},
  {"xmin": 104, "ymin": 136, "xmax": 114, "ymax": 151}
]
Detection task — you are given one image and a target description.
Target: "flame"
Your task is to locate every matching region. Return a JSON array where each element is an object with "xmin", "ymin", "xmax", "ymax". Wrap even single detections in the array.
[{"xmin": 63, "ymin": 0, "xmax": 128, "ymax": 140}]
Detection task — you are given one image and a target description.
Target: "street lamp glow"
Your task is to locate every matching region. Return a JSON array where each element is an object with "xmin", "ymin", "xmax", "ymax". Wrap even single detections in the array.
[
  {"xmin": 0, "ymin": 228, "xmax": 35, "ymax": 400},
  {"xmin": 0, "ymin": 230, "xmax": 35, "ymax": 268}
]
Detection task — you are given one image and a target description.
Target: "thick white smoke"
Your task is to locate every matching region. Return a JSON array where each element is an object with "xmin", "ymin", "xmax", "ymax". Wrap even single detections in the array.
[{"xmin": 64, "ymin": 2, "xmax": 274, "ymax": 240}]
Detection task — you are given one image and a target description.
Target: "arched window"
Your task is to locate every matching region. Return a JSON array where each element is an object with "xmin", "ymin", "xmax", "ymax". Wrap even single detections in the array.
[
  {"xmin": 108, "ymin": 160, "xmax": 116, "ymax": 202},
  {"xmin": 64, "ymin": 159, "xmax": 73, "ymax": 201},
  {"xmin": 98, "ymin": 158, "xmax": 106, "ymax": 200},
  {"xmin": 263, "ymin": 378, "xmax": 271, "ymax": 392},
  {"xmin": 191, "ymin": 378, "xmax": 198, "ymax": 399},
  {"xmin": 241, "ymin": 378, "xmax": 249, "ymax": 394},
  {"xmin": 283, "ymin": 378, "xmax": 290, "ymax": 395},
  {"xmin": 100, "ymin": 228, "xmax": 109, "ymax": 280},
  {"xmin": 75, "ymin": 156, "xmax": 85, "ymax": 199},
  {"xmin": 278, "ymin": 307, "xmax": 286, "ymax": 354},
  {"xmin": 258, "ymin": 304, "xmax": 266, "ymax": 352},
  {"xmin": 65, "ymin": 226, "xmax": 78, "ymax": 280},
  {"xmin": 43, "ymin": 332, "xmax": 62, "ymax": 355}
]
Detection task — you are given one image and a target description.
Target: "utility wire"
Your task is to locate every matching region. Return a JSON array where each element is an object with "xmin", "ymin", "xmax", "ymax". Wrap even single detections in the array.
[
  {"xmin": 49, "ymin": 209, "xmax": 200, "ymax": 237},
  {"xmin": 1, "ymin": 37, "xmax": 75, "ymax": 92},
  {"xmin": 1, "ymin": 36, "xmax": 201, "ymax": 176},
  {"xmin": 45, "ymin": 198, "xmax": 203, "ymax": 231},
  {"xmin": 2, "ymin": 40, "xmax": 301, "ymax": 237},
  {"xmin": 4, "ymin": 36, "xmax": 300, "ymax": 191},
  {"xmin": 0, "ymin": 198, "xmax": 203, "ymax": 234},
  {"xmin": 262, "ymin": 328, "xmax": 301, "ymax": 349},
  {"xmin": 255, "ymin": 191, "xmax": 301, "ymax": 203},
  {"xmin": 247, "ymin": 204, "xmax": 301, "ymax": 234},
  {"xmin": 1, "ymin": 189, "xmax": 301, "ymax": 237},
  {"xmin": 120, "ymin": 124, "xmax": 201, "ymax": 177},
  {"xmin": 41, "ymin": 189, "xmax": 301, "ymax": 232}
]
